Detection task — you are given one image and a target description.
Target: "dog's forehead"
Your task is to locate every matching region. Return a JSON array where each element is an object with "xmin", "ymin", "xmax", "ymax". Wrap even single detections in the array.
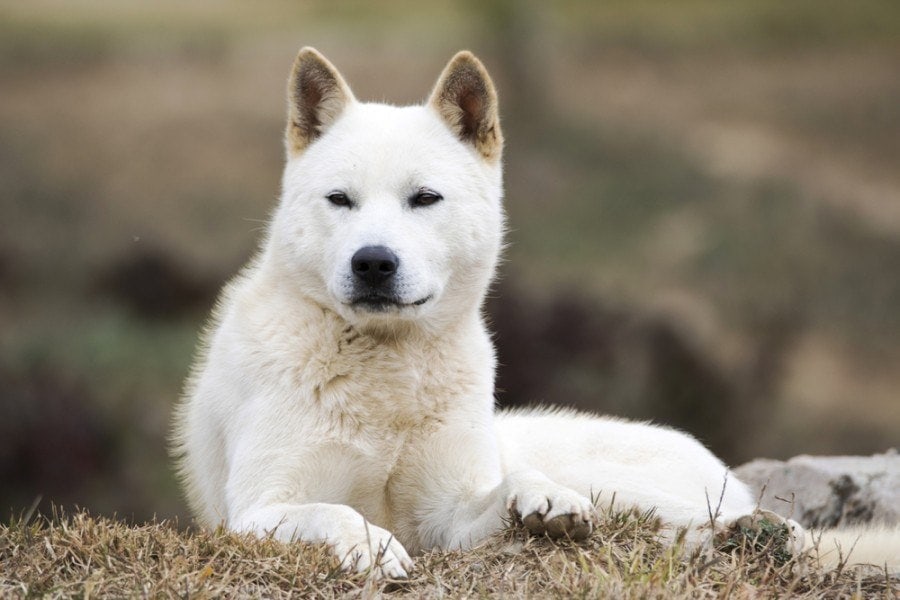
[
  {"xmin": 310, "ymin": 103, "xmax": 478, "ymax": 174},
  {"xmin": 338, "ymin": 102, "xmax": 442, "ymax": 136}
]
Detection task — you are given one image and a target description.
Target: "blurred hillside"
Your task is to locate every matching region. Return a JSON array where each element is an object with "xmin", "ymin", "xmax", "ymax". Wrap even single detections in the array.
[{"xmin": 1, "ymin": 0, "xmax": 898, "ymax": 523}]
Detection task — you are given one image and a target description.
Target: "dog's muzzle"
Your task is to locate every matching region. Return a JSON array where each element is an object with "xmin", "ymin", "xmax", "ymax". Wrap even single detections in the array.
[
  {"xmin": 347, "ymin": 245, "xmax": 431, "ymax": 312},
  {"xmin": 350, "ymin": 293, "xmax": 432, "ymax": 312}
]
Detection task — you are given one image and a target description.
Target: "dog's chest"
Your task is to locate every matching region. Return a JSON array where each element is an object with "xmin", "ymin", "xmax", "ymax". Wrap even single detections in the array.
[{"xmin": 292, "ymin": 325, "xmax": 470, "ymax": 525}]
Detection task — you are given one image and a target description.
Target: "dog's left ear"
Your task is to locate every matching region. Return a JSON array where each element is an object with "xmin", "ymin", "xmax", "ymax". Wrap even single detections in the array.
[
  {"xmin": 428, "ymin": 51, "xmax": 503, "ymax": 163},
  {"xmin": 286, "ymin": 47, "xmax": 356, "ymax": 157}
]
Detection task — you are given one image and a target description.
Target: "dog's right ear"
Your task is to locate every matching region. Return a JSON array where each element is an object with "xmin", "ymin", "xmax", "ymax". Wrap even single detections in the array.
[{"xmin": 285, "ymin": 47, "xmax": 355, "ymax": 157}]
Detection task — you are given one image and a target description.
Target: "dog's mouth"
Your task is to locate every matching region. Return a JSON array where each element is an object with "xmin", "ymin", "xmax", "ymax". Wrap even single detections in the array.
[{"xmin": 349, "ymin": 294, "xmax": 432, "ymax": 312}]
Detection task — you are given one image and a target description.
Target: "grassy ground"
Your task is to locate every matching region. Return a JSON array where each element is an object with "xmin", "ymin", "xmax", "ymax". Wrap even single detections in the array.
[{"xmin": 2, "ymin": 508, "xmax": 896, "ymax": 599}]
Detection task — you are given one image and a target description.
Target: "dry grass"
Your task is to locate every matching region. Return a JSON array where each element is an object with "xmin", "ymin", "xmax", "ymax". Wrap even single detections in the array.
[{"xmin": 2, "ymin": 508, "xmax": 896, "ymax": 599}]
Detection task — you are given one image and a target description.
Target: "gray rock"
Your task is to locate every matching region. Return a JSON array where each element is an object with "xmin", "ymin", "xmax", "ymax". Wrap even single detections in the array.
[{"xmin": 733, "ymin": 450, "xmax": 900, "ymax": 529}]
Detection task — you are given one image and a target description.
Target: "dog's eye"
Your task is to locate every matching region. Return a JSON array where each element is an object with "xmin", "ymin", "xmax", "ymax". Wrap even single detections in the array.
[
  {"xmin": 326, "ymin": 191, "xmax": 353, "ymax": 208},
  {"xmin": 410, "ymin": 189, "xmax": 443, "ymax": 208}
]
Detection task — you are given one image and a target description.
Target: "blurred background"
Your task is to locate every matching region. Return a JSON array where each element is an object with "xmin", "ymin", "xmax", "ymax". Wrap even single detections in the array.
[{"xmin": 1, "ymin": 0, "xmax": 898, "ymax": 524}]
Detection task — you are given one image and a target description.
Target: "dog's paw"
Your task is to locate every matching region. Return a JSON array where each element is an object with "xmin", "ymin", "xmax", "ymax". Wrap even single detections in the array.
[
  {"xmin": 331, "ymin": 522, "xmax": 414, "ymax": 579},
  {"xmin": 507, "ymin": 480, "xmax": 596, "ymax": 541},
  {"xmin": 235, "ymin": 503, "xmax": 412, "ymax": 578},
  {"xmin": 719, "ymin": 509, "xmax": 805, "ymax": 562}
]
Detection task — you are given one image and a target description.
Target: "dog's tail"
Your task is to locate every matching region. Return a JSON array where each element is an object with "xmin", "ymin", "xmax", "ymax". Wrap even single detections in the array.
[{"xmin": 807, "ymin": 525, "xmax": 900, "ymax": 573}]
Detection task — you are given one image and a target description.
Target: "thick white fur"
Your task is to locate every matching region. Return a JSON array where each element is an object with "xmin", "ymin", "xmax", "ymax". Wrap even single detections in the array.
[{"xmin": 171, "ymin": 48, "xmax": 899, "ymax": 578}]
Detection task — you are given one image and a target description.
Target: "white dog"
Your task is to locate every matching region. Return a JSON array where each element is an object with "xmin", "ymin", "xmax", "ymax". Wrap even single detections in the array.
[{"xmin": 171, "ymin": 48, "xmax": 898, "ymax": 577}]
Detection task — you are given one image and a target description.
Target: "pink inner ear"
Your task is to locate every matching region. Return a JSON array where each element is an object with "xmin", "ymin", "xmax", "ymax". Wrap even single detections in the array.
[
  {"xmin": 458, "ymin": 89, "xmax": 484, "ymax": 140},
  {"xmin": 298, "ymin": 69, "xmax": 326, "ymax": 134}
]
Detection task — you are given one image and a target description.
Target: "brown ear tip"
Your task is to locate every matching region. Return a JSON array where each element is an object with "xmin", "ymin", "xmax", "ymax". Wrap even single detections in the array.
[
  {"xmin": 451, "ymin": 49, "xmax": 476, "ymax": 60},
  {"xmin": 294, "ymin": 47, "xmax": 326, "ymax": 67},
  {"xmin": 297, "ymin": 46, "xmax": 322, "ymax": 58},
  {"xmin": 449, "ymin": 50, "xmax": 483, "ymax": 68},
  {"xmin": 445, "ymin": 51, "xmax": 495, "ymax": 93}
]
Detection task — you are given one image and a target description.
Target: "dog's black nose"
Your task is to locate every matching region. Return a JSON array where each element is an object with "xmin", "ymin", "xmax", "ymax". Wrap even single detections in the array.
[{"xmin": 351, "ymin": 246, "xmax": 399, "ymax": 287}]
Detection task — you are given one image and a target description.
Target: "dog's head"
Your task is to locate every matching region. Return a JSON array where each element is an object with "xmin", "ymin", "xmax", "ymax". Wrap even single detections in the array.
[{"xmin": 267, "ymin": 48, "xmax": 505, "ymax": 331}]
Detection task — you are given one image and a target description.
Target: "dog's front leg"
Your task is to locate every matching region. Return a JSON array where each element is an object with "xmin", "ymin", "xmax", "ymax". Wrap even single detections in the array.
[
  {"xmin": 234, "ymin": 502, "xmax": 413, "ymax": 578},
  {"xmin": 394, "ymin": 423, "xmax": 596, "ymax": 551}
]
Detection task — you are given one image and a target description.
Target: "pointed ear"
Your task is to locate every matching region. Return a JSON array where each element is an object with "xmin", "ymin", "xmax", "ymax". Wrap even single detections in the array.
[
  {"xmin": 285, "ymin": 47, "xmax": 355, "ymax": 157},
  {"xmin": 428, "ymin": 51, "xmax": 503, "ymax": 163}
]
